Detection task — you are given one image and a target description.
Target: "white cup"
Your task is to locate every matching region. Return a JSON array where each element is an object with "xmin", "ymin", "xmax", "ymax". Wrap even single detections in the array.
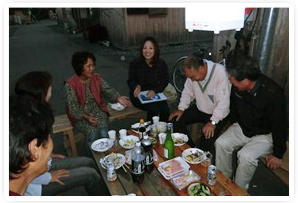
[
  {"xmin": 119, "ymin": 129, "xmax": 127, "ymax": 139},
  {"xmin": 108, "ymin": 130, "xmax": 116, "ymax": 141},
  {"xmin": 158, "ymin": 133, "xmax": 166, "ymax": 145},
  {"xmin": 152, "ymin": 116, "xmax": 160, "ymax": 124}
]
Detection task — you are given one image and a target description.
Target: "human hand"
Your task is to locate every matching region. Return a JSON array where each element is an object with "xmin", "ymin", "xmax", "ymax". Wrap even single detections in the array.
[
  {"xmin": 51, "ymin": 153, "xmax": 66, "ymax": 159},
  {"xmin": 202, "ymin": 122, "xmax": 216, "ymax": 139},
  {"xmin": 265, "ymin": 154, "xmax": 283, "ymax": 169},
  {"xmin": 117, "ymin": 96, "xmax": 132, "ymax": 107},
  {"xmin": 87, "ymin": 115, "xmax": 98, "ymax": 126},
  {"xmin": 168, "ymin": 110, "xmax": 184, "ymax": 121},
  {"xmin": 147, "ymin": 90, "xmax": 155, "ymax": 99},
  {"xmin": 50, "ymin": 169, "xmax": 70, "ymax": 185},
  {"xmin": 133, "ymin": 85, "xmax": 141, "ymax": 98}
]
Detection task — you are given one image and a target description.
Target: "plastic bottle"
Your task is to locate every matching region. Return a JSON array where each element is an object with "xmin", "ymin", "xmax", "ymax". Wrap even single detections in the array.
[
  {"xmin": 141, "ymin": 135, "xmax": 154, "ymax": 173},
  {"xmin": 131, "ymin": 142, "xmax": 145, "ymax": 183},
  {"xmin": 138, "ymin": 118, "xmax": 147, "ymax": 140},
  {"xmin": 164, "ymin": 123, "xmax": 175, "ymax": 159}
]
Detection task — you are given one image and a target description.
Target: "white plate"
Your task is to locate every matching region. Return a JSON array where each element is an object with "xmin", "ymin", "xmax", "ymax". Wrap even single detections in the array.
[
  {"xmin": 131, "ymin": 122, "xmax": 150, "ymax": 133},
  {"xmin": 158, "ymin": 133, "xmax": 188, "ymax": 146},
  {"xmin": 91, "ymin": 138, "xmax": 114, "ymax": 152},
  {"xmin": 182, "ymin": 148, "xmax": 205, "ymax": 164},
  {"xmin": 172, "ymin": 133, "xmax": 189, "ymax": 146},
  {"xmin": 100, "ymin": 153, "xmax": 125, "ymax": 170},
  {"xmin": 119, "ymin": 135, "xmax": 140, "ymax": 149},
  {"xmin": 110, "ymin": 103, "xmax": 125, "ymax": 111}
]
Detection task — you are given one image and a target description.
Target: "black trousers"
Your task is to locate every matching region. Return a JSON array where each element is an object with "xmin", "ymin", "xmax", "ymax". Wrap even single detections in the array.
[
  {"xmin": 130, "ymin": 95, "xmax": 170, "ymax": 123},
  {"xmin": 173, "ymin": 104, "xmax": 229, "ymax": 162}
]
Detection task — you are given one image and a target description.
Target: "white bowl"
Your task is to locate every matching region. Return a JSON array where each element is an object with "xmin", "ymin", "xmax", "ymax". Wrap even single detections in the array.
[
  {"xmin": 119, "ymin": 135, "xmax": 140, "ymax": 149},
  {"xmin": 157, "ymin": 121, "xmax": 167, "ymax": 133}
]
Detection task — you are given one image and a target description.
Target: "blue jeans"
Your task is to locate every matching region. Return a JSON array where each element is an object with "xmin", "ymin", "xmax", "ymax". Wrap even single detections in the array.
[{"xmin": 86, "ymin": 127, "xmax": 108, "ymax": 157}]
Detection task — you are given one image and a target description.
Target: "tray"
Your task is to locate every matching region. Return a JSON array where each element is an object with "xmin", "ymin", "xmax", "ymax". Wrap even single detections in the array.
[
  {"xmin": 171, "ymin": 170, "xmax": 201, "ymax": 190},
  {"xmin": 158, "ymin": 157, "xmax": 190, "ymax": 180}
]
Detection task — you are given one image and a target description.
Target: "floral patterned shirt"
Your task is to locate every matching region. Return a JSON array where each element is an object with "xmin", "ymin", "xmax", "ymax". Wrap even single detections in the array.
[{"xmin": 64, "ymin": 78, "xmax": 120, "ymax": 135}]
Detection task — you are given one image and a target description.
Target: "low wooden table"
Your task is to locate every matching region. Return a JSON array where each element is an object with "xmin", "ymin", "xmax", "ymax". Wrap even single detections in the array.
[{"xmin": 91, "ymin": 130, "xmax": 249, "ymax": 196}]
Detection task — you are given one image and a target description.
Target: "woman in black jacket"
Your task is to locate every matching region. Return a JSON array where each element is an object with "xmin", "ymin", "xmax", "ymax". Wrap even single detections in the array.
[{"xmin": 127, "ymin": 36, "xmax": 170, "ymax": 122}]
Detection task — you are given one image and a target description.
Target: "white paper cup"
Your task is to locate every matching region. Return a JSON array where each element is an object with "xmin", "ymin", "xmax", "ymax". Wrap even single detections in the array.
[
  {"xmin": 158, "ymin": 133, "xmax": 166, "ymax": 144},
  {"xmin": 152, "ymin": 116, "xmax": 160, "ymax": 124},
  {"xmin": 108, "ymin": 130, "xmax": 116, "ymax": 141},
  {"xmin": 119, "ymin": 129, "xmax": 127, "ymax": 139}
]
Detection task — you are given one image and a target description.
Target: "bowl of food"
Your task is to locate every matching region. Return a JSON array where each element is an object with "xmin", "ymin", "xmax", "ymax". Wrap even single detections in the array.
[
  {"xmin": 172, "ymin": 133, "xmax": 189, "ymax": 146},
  {"xmin": 119, "ymin": 135, "xmax": 139, "ymax": 149},
  {"xmin": 182, "ymin": 148, "xmax": 205, "ymax": 164},
  {"xmin": 188, "ymin": 182, "xmax": 211, "ymax": 196},
  {"xmin": 157, "ymin": 122, "xmax": 167, "ymax": 133}
]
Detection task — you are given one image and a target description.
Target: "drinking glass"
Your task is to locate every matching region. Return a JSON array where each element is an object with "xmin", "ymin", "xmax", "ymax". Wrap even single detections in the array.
[{"xmin": 201, "ymin": 151, "xmax": 212, "ymax": 167}]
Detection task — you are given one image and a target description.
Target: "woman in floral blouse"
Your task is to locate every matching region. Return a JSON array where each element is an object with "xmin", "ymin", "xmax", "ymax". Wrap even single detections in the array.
[{"xmin": 65, "ymin": 51, "xmax": 131, "ymax": 156}]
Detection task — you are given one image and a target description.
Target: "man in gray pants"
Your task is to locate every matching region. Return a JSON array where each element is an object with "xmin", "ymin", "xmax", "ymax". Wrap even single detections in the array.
[{"xmin": 215, "ymin": 53, "xmax": 288, "ymax": 190}]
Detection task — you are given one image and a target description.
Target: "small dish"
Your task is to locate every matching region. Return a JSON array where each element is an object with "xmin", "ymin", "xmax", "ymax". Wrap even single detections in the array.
[
  {"xmin": 110, "ymin": 103, "xmax": 125, "ymax": 111},
  {"xmin": 172, "ymin": 133, "xmax": 189, "ymax": 146},
  {"xmin": 182, "ymin": 148, "xmax": 205, "ymax": 164},
  {"xmin": 188, "ymin": 182, "xmax": 211, "ymax": 196},
  {"xmin": 119, "ymin": 135, "xmax": 140, "ymax": 149},
  {"xmin": 100, "ymin": 153, "xmax": 125, "ymax": 170},
  {"xmin": 91, "ymin": 138, "xmax": 113, "ymax": 152}
]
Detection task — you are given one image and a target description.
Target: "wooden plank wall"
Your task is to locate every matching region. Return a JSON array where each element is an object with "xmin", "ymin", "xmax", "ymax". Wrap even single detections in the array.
[
  {"xmin": 99, "ymin": 8, "xmax": 127, "ymax": 49},
  {"xmin": 100, "ymin": 8, "xmax": 213, "ymax": 49}
]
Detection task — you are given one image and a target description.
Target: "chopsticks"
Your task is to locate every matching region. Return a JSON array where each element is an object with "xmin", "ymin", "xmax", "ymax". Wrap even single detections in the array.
[
  {"xmin": 123, "ymin": 163, "xmax": 130, "ymax": 173},
  {"xmin": 122, "ymin": 165, "xmax": 127, "ymax": 173}
]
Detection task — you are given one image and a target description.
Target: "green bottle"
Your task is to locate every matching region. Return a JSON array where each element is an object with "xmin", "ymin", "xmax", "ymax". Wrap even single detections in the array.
[{"xmin": 164, "ymin": 123, "xmax": 174, "ymax": 159}]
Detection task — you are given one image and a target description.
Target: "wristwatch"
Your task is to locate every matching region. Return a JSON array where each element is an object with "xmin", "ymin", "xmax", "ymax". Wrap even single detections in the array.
[{"xmin": 210, "ymin": 120, "xmax": 216, "ymax": 126}]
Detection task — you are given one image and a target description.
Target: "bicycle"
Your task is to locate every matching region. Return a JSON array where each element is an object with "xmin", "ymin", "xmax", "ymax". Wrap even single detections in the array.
[{"xmin": 172, "ymin": 41, "xmax": 231, "ymax": 93}]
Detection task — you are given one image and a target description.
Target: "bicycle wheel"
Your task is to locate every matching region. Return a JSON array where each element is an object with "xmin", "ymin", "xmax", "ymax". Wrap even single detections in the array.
[{"xmin": 172, "ymin": 56, "xmax": 187, "ymax": 93}]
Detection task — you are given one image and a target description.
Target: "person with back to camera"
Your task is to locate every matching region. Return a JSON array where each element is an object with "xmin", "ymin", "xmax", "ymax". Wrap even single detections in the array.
[
  {"xmin": 127, "ymin": 36, "xmax": 170, "ymax": 122},
  {"xmin": 15, "ymin": 71, "xmax": 110, "ymax": 196},
  {"xmin": 168, "ymin": 55, "xmax": 230, "ymax": 161},
  {"xmin": 215, "ymin": 52, "xmax": 288, "ymax": 190},
  {"xmin": 65, "ymin": 51, "xmax": 131, "ymax": 156},
  {"xmin": 9, "ymin": 95, "xmax": 54, "ymax": 196}
]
